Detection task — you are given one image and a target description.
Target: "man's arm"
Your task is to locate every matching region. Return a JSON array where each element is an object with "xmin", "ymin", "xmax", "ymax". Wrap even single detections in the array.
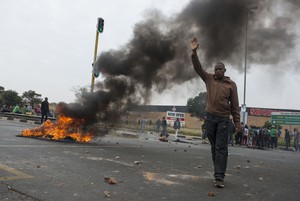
[{"xmin": 191, "ymin": 37, "xmax": 208, "ymax": 81}]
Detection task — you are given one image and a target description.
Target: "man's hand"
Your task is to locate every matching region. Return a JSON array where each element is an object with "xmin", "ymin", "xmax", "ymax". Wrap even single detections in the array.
[
  {"xmin": 235, "ymin": 122, "xmax": 242, "ymax": 134},
  {"xmin": 191, "ymin": 37, "xmax": 199, "ymax": 52}
]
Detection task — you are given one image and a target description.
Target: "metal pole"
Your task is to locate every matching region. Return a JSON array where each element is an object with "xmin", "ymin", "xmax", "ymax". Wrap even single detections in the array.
[
  {"xmin": 91, "ymin": 29, "xmax": 99, "ymax": 93},
  {"xmin": 243, "ymin": 9, "xmax": 249, "ymax": 124}
]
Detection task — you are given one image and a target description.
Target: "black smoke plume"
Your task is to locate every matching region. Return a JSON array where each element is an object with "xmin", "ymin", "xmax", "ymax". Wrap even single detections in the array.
[{"xmin": 60, "ymin": 0, "xmax": 298, "ymax": 124}]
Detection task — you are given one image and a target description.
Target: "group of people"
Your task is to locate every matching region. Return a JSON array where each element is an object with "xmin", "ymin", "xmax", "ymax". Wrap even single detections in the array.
[
  {"xmin": 155, "ymin": 117, "xmax": 181, "ymax": 141},
  {"xmin": 1, "ymin": 97, "xmax": 51, "ymax": 124},
  {"xmin": 229, "ymin": 124, "xmax": 300, "ymax": 151}
]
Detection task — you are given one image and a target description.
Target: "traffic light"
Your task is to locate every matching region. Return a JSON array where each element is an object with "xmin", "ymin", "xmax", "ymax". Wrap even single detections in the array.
[
  {"xmin": 92, "ymin": 63, "xmax": 99, "ymax": 78},
  {"xmin": 97, "ymin": 17, "xmax": 104, "ymax": 33}
]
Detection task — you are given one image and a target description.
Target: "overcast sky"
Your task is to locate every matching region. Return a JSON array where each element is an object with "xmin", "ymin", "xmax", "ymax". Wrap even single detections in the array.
[{"xmin": 1, "ymin": 0, "xmax": 299, "ymax": 110}]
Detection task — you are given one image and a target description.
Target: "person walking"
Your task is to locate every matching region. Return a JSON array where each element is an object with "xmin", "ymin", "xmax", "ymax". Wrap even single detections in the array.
[
  {"xmin": 160, "ymin": 116, "xmax": 168, "ymax": 139},
  {"xmin": 173, "ymin": 118, "xmax": 181, "ymax": 141},
  {"xmin": 191, "ymin": 37, "xmax": 241, "ymax": 188},
  {"xmin": 41, "ymin": 97, "xmax": 49, "ymax": 124}
]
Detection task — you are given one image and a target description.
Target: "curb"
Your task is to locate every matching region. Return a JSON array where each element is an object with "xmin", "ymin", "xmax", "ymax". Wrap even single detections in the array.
[{"xmin": 0, "ymin": 116, "xmax": 40, "ymax": 125}]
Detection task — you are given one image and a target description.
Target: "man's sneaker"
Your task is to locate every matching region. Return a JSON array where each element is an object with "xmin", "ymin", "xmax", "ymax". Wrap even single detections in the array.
[{"xmin": 214, "ymin": 179, "xmax": 224, "ymax": 188}]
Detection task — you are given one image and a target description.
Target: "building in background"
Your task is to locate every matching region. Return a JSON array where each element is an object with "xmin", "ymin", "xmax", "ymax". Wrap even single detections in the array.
[{"xmin": 126, "ymin": 105, "xmax": 300, "ymax": 132}]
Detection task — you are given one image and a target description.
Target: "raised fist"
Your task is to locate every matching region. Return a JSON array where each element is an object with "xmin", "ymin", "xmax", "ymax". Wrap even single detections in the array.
[{"xmin": 191, "ymin": 37, "xmax": 199, "ymax": 51}]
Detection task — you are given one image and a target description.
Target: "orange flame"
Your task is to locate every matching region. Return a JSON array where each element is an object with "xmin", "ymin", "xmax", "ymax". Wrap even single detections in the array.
[{"xmin": 21, "ymin": 116, "xmax": 95, "ymax": 142}]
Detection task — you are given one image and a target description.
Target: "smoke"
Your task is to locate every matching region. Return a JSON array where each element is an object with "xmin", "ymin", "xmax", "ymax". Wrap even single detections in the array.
[{"xmin": 59, "ymin": 0, "xmax": 299, "ymax": 124}]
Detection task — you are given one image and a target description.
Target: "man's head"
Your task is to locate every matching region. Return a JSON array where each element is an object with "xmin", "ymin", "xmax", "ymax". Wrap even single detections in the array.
[
  {"xmin": 214, "ymin": 62, "xmax": 226, "ymax": 79},
  {"xmin": 45, "ymin": 97, "xmax": 48, "ymax": 101}
]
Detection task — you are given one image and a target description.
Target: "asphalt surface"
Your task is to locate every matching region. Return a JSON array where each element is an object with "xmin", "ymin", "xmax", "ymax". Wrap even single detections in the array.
[{"xmin": 0, "ymin": 119, "xmax": 300, "ymax": 201}]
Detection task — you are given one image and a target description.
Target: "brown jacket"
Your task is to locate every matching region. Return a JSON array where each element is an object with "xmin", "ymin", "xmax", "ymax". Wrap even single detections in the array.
[{"xmin": 191, "ymin": 53, "xmax": 240, "ymax": 123}]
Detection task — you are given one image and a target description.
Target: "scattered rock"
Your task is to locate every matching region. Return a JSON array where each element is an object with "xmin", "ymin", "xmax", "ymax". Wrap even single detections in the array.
[
  {"xmin": 115, "ymin": 156, "xmax": 120, "ymax": 159},
  {"xmin": 159, "ymin": 137, "xmax": 168, "ymax": 142},
  {"xmin": 208, "ymin": 191, "xmax": 215, "ymax": 197},
  {"xmin": 236, "ymin": 165, "xmax": 241, "ymax": 169},
  {"xmin": 104, "ymin": 177, "xmax": 117, "ymax": 184},
  {"xmin": 104, "ymin": 190, "xmax": 111, "ymax": 198},
  {"xmin": 36, "ymin": 165, "xmax": 41, "ymax": 168},
  {"xmin": 247, "ymin": 160, "xmax": 250, "ymax": 163},
  {"xmin": 134, "ymin": 161, "xmax": 143, "ymax": 165},
  {"xmin": 258, "ymin": 177, "xmax": 263, "ymax": 181}
]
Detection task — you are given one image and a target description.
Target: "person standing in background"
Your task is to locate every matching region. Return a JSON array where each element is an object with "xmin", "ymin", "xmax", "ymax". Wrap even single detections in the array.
[
  {"xmin": 41, "ymin": 97, "xmax": 49, "ymax": 124},
  {"xmin": 284, "ymin": 129, "xmax": 291, "ymax": 150}
]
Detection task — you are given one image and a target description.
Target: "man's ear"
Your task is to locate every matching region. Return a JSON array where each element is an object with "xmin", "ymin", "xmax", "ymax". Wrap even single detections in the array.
[{"xmin": 224, "ymin": 68, "xmax": 226, "ymax": 72}]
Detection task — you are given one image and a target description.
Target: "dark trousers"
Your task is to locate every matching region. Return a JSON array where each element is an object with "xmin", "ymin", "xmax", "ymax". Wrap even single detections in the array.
[
  {"xmin": 258, "ymin": 135, "xmax": 263, "ymax": 148},
  {"xmin": 270, "ymin": 137, "xmax": 277, "ymax": 149},
  {"xmin": 206, "ymin": 112, "xmax": 229, "ymax": 180},
  {"xmin": 41, "ymin": 112, "xmax": 48, "ymax": 124},
  {"xmin": 235, "ymin": 132, "xmax": 242, "ymax": 145}
]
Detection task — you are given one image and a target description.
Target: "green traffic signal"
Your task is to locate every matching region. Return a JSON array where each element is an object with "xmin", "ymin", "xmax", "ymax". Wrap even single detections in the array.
[{"xmin": 97, "ymin": 17, "xmax": 104, "ymax": 33}]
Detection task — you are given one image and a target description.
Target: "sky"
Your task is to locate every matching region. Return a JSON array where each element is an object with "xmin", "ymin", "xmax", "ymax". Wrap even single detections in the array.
[{"xmin": 1, "ymin": 0, "xmax": 300, "ymax": 111}]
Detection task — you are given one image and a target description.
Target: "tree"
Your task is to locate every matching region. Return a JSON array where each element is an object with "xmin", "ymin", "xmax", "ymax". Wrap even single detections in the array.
[
  {"xmin": 22, "ymin": 90, "xmax": 42, "ymax": 107},
  {"xmin": 186, "ymin": 92, "xmax": 207, "ymax": 119},
  {"xmin": 71, "ymin": 86, "xmax": 88, "ymax": 104},
  {"xmin": 0, "ymin": 86, "xmax": 5, "ymax": 106},
  {"xmin": 0, "ymin": 90, "xmax": 22, "ymax": 107}
]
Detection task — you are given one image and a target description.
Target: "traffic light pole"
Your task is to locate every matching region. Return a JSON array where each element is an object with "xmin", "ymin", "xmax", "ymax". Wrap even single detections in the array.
[{"xmin": 91, "ymin": 29, "xmax": 99, "ymax": 93}]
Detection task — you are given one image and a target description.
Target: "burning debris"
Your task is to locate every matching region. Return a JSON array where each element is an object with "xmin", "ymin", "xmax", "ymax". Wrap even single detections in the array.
[{"xmin": 20, "ymin": 115, "xmax": 96, "ymax": 142}]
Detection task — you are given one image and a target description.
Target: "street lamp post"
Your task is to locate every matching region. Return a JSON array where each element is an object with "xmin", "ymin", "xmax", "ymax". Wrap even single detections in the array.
[{"xmin": 242, "ymin": 6, "xmax": 257, "ymax": 125}]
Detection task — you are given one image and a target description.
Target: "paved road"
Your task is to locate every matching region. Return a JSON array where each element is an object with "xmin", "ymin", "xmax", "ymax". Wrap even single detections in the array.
[{"xmin": 0, "ymin": 119, "xmax": 300, "ymax": 201}]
